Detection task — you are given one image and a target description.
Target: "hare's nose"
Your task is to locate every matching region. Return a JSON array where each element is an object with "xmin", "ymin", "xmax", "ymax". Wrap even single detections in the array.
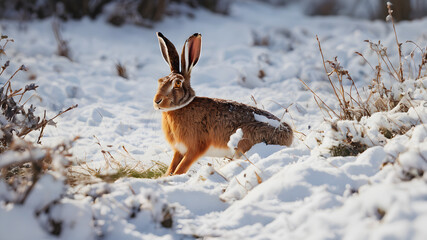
[{"xmin": 155, "ymin": 98, "xmax": 163, "ymax": 104}]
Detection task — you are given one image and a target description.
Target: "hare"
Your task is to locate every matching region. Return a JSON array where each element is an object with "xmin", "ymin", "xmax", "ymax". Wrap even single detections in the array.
[{"xmin": 154, "ymin": 32, "xmax": 293, "ymax": 175}]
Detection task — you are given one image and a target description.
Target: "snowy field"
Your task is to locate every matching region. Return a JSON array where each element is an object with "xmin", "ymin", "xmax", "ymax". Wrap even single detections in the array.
[{"xmin": 1, "ymin": 1, "xmax": 427, "ymax": 239}]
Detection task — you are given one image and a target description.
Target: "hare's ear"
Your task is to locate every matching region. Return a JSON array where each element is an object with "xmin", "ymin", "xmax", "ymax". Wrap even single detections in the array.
[
  {"xmin": 157, "ymin": 32, "xmax": 180, "ymax": 73},
  {"xmin": 181, "ymin": 33, "xmax": 201, "ymax": 78}
]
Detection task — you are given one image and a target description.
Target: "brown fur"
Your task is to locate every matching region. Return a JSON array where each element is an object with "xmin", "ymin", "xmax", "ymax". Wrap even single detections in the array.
[{"xmin": 154, "ymin": 32, "xmax": 293, "ymax": 175}]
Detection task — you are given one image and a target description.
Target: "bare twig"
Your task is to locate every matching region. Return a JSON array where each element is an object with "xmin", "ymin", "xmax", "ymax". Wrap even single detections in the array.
[
  {"xmin": 317, "ymin": 36, "xmax": 346, "ymax": 114},
  {"xmin": 355, "ymin": 51, "xmax": 375, "ymax": 72},
  {"xmin": 299, "ymin": 78, "xmax": 338, "ymax": 118},
  {"xmin": 387, "ymin": 2, "xmax": 404, "ymax": 82}
]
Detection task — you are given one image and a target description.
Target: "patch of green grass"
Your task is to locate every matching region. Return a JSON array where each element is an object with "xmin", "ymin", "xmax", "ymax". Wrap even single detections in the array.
[{"xmin": 95, "ymin": 161, "xmax": 168, "ymax": 182}]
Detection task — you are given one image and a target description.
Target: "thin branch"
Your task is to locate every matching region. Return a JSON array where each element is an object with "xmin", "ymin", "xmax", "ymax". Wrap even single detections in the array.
[
  {"xmin": 316, "ymin": 36, "xmax": 346, "ymax": 111},
  {"xmin": 299, "ymin": 78, "xmax": 339, "ymax": 118}
]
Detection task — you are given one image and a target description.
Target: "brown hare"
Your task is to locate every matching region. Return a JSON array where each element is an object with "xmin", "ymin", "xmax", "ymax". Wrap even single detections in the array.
[{"xmin": 154, "ymin": 32, "xmax": 293, "ymax": 175}]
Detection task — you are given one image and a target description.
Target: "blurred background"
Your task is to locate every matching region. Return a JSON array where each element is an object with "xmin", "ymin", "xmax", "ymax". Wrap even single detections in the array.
[{"xmin": 0, "ymin": 0, "xmax": 426, "ymax": 26}]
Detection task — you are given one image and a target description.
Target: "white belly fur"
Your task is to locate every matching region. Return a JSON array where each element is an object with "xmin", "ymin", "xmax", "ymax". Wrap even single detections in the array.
[
  {"xmin": 175, "ymin": 142, "xmax": 188, "ymax": 155},
  {"xmin": 175, "ymin": 142, "xmax": 233, "ymax": 158},
  {"xmin": 203, "ymin": 146, "xmax": 233, "ymax": 158}
]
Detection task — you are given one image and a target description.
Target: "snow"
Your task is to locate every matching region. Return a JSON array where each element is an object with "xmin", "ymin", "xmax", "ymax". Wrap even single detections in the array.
[
  {"xmin": 254, "ymin": 113, "xmax": 281, "ymax": 128},
  {"xmin": 227, "ymin": 128, "xmax": 243, "ymax": 152},
  {"xmin": 1, "ymin": 1, "xmax": 427, "ymax": 239}
]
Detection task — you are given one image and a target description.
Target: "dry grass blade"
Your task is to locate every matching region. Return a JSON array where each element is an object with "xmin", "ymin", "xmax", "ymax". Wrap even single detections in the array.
[
  {"xmin": 298, "ymin": 78, "xmax": 338, "ymax": 118},
  {"xmin": 355, "ymin": 52, "xmax": 375, "ymax": 72},
  {"xmin": 52, "ymin": 20, "xmax": 71, "ymax": 60},
  {"xmin": 387, "ymin": 2, "xmax": 404, "ymax": 82},
  {"xmin": 2, "ymin": 65, "xmax": 26, "ymax": 90},
  {"xmin": 405, "ymin": 40, "xmax": 427, "ymax": 79},
  {"xmin": 116, "ymin": 62, "xmax": 129, "ymax": 79},
  {"xmin": 316, "ymin": 35, "xmax": 346, "ymax": 116}
]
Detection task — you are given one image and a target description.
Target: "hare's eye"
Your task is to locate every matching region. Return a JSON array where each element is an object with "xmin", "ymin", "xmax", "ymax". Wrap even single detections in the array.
[{"xmin": 174, "ymin": 80, "xmax": 182, "ymax": 88}]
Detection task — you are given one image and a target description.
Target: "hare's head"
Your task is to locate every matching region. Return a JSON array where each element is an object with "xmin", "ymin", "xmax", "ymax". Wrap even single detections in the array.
[{"xmin": 153, "ymin": 32, "xmax": 201, "ymax": 111}]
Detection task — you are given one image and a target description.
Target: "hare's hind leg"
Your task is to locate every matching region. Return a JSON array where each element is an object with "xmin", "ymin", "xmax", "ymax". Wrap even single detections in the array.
[
  {"xmin": 166, "ymin": 151, "xmax": 183, "ymax": 176},
  {"xmin": 236, "ymin": 122, "xmax": 288, "ymax": 155}
]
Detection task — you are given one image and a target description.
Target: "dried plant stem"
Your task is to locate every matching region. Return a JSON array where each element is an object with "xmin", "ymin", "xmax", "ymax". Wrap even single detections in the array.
[
  {"xmin": 299, "ymin": 78, "xmax": 338, "ymax": 118},
  {"xmin": 355, "ymin": 52, "xmax": 375, "ymax": 72},
  {"xmin": 348, "ymin": 76, "xmax": 363, "ymax": 106},
  {"xmin": 2, "ymin": 39, "xmax": 13, "ymax": 50},
  {"xmin": 387, "ymin": 3, "xmax": 404, "ymax": 82},
  {"xmin": 374, "ymin": 55, "xmax": 384, "ymax": 97},
  {"xmin": 405, "ymin": 40, "xmax": 427, "ymax": 79},
  {"xmin": 18, "ymin": 161, "xmax": 42, "ymax": 204},
  {"xmin": 0, "ymin": 65, "xmax": 7, "ymax": 76},
  {"xmin": 316, "ymin": 36, "xmax": 346, "ymax": 118},
  {"xmin": 18, "ymin": 104, "xmax": 78, "ymax": 140},
  {"xmin": 2, "ymin": 67, "xmax": 22, "ymax": 89},
  {"xmin": 383, "ymin": 54, "xmax": 400, "ymax": 79},
  {"xmin": 21, "ymin": 93, "xmax": 37, "ymax": 105}
]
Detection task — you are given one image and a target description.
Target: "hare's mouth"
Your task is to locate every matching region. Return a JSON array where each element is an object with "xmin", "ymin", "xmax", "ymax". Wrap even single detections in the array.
[
  {"xmin": 154, "ymin": 96, "xmax": 195, "ymax": 112},
  {"xmin": 155, "ymin": 105, "xmax": 184, "ymax": 112}
]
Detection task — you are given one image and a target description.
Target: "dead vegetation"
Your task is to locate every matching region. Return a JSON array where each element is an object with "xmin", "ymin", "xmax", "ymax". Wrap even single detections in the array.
[
  {"xmin": 301, "ymin": 3, "xmax": 426, "ymax": 157},
  {"xmin": 69, "ymin": 138, "xmax": 167, "ymax": 186},
  {"xmin": 302, "ymin": 3, "xmax": 426, "ymax": 124},
  {"xmin": 0, "ymin": 35, "xmax": 78, "ymax": 204},
  {"xmin": 115, "ymin": 61, "xmax": 129, "ymax": 79},
  {"xmin": 52, "ymin": 20, "xmax": 71, "ymax": 60}
]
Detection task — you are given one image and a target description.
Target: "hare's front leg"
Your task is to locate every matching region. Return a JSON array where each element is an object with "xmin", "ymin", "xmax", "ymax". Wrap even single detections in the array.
[
  {"xmin": 166, "ymin": 151, "xmax": 183, "ymax": 176},
  {"xmin": 173, "ymin": 146, "xmax": 208, "ymax": 175}
]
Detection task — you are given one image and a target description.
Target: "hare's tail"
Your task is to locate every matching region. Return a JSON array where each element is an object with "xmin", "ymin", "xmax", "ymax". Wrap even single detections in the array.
[{"xmin": 263, "ymin": 122, "xmax": 293, "ymax": 146}]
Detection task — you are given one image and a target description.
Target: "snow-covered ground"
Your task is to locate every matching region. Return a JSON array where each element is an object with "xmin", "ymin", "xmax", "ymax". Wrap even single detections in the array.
[{"xmin": 1, "ymin": 1, "xmax": 427, "ymax": 239}]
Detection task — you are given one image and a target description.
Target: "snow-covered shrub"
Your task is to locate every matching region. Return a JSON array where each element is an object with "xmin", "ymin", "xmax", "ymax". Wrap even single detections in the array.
[
  {"xmin": 0, "ymin": 34, "xmax": 77, "ymax": 196},
  {"xmin": 306, "ymin": 87, "xmax": 426, "ymax": 157},
  {"xmin": 1, "ymin": 36, "xmax": 39, "ymax": 153},
  {"xmin": 302, "ymin": 4, "xmax": 427, "ymax": 158},
  {"xmin": 0, "ymin": 35, "xmax": 77, "ymax": 152}
]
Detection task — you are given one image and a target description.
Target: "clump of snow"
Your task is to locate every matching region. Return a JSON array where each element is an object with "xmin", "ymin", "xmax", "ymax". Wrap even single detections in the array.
[
  {"xmin": 307, "ymin": 95, "xmax": 427, "ymax": 157},
  {"xmin": 227, "ymin": 128, "xmax": 243, "ymax": 153},
  {"xmin": 385, "ymin": 124, "xmax": 427, "ymax": 180},
  {"xmin": 253, "ymin": 113, "xmax": 281, "ymax": 128}
]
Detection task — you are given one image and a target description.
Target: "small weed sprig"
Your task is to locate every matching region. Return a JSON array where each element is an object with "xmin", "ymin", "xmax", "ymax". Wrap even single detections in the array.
[
  {"xmin": 386, "ymin": 2, "xmax": 404, "ymax": 82},
  {"xmin": 406, "ymin": 40, "xmax": 427, "ymax": 79},
  {"xmin": 52, "ymin": 19, "xmax": 71, "ymax": 60},
  {"xmin": 70, "ymin": 137, "xmax": 167, "ymax": 185},
  {"xmin": 115, "ymin": 61, "xmax": 129, "ymax": 79}
]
